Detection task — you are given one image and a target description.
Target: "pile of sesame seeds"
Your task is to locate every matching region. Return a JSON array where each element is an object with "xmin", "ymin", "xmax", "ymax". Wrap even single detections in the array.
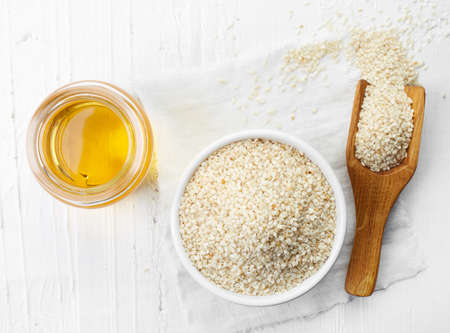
[
  {"xmin": 350, "ymin": 29, "xmax": 417, "ymax": 172},
  {"xmin": 347, "ymin": 29, "xmax": 418, "ymax": 87},
  {"xmin": 179, "ymin": 139, "xmax": 336, "ymax": 296},
  {"xmin": 355, "ymin": 84, "xmax": 414, "ymax": 172}
]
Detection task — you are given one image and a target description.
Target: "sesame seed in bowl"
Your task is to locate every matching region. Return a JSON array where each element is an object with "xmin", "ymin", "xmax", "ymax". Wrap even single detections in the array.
[{"xmin": 171, "ymin": 130, "xmax": 346, "ymax": 306}]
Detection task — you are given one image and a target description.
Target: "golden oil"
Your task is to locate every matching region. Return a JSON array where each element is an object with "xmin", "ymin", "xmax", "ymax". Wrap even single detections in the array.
[
  {"xmin": 43, "ymin": 100, "xmax": 132, "ymax": 188},
  {"xmin": 28, "ymin": 81, "xmax": 153, "ymax": 207}
]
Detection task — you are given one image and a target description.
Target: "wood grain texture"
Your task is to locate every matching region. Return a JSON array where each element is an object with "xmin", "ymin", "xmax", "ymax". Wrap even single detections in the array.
[
  {"xmin": 0, "ymin": 0, "xmax": 449, "ymax": 332},
  {"xmin": 345, "ymin": 80, "xmax": 426, "ymax": 297}
]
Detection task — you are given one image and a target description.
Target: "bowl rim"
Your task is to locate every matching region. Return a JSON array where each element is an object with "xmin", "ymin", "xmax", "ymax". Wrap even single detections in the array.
[{"xmin": 171, "ymin": 129, "xmax": 346, "ymax": 306}]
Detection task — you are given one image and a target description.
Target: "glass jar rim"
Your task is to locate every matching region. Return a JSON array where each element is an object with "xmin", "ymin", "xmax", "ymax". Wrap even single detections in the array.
[{"xmin": 27, "ymin": 80, "xmax": 153, "ymax": 208}]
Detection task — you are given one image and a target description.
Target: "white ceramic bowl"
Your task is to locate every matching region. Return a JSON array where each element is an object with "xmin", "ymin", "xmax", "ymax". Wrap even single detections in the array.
[{"xmin": 171, "ymin": 130, "xmax": 346, "ymax": 306}]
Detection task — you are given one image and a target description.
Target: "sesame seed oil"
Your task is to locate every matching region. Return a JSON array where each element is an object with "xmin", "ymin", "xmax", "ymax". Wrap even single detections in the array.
[{"xmin": 42, "ymin": 100, "xmax": 131, "ymax": 188}]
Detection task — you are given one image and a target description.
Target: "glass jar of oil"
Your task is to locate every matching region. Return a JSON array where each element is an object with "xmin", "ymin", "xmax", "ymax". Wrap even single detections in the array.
[{"xmin": 27, "ymin": 81, "xmax": 153, "ymax": 208}]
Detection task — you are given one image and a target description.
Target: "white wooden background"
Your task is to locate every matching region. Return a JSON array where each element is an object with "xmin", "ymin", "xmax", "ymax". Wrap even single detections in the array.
[{"xmin": 1, "ymin": 0, "xmax": 450, "ymax": 332}]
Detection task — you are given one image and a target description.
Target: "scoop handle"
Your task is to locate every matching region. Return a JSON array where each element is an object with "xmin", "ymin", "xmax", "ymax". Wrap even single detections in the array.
[
  {"xmin": 345, "ymin": 201, "xmax": 390, "ymax": 296},
  {"xmin": 345, "ymin": 83, "xmax": 425, "ymax": 297}
]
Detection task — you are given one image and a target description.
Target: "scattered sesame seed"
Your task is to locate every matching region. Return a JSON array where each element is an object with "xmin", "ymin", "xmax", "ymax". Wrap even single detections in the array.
[{"xmin": 284, "ymin": 40, "xmax": 341, "ymax": 79}]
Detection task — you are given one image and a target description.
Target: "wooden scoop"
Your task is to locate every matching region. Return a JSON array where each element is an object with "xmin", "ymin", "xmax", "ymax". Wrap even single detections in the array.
[{"xmin": 345, "ymin": 80, "xmax": 425, "ymax": 297}]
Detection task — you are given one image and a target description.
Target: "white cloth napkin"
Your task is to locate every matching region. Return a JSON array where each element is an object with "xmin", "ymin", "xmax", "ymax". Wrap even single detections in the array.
[{"xmin": 136, "ymin": 41, "xmax": 426, "ymax": 332}]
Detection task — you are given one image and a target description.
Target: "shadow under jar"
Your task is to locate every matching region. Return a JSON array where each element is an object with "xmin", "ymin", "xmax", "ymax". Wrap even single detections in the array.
[{"xmin": 27, "ymin": 81, "xmax": 153, "ymax": 208}]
